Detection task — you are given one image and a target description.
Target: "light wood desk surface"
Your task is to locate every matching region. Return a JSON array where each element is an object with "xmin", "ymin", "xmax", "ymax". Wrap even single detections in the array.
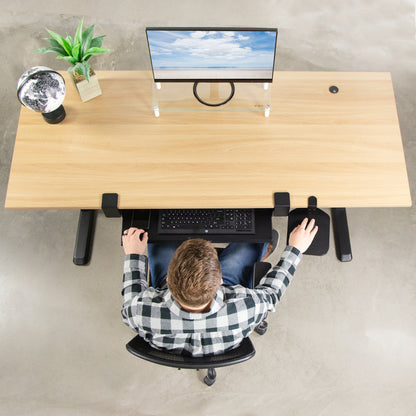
[{"xmin": 5, "ymin": 71, "xmax": 411, "ymax": 210}]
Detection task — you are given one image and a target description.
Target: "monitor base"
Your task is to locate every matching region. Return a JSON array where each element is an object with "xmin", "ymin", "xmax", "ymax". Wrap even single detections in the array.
[{"xmin": 193, "ymin": 82, "xmax": 235, "ymax": 107}]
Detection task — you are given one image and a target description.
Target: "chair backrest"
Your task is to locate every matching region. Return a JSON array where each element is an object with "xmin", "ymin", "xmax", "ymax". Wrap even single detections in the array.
[{"xmin": 126, "ymin": 334, "xmax": 255, "ymax": 369}]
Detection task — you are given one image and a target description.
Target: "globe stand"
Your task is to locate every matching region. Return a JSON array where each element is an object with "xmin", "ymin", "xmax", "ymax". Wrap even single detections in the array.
[{"xmin": 42, "ymin": 105, "xmax": 66, "ymax": 124}]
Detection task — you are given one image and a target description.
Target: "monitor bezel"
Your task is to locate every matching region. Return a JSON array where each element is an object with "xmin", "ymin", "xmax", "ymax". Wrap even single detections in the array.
[{"xmin": 145, "ymin": 27, "xmax": 278, "ymax": 83}]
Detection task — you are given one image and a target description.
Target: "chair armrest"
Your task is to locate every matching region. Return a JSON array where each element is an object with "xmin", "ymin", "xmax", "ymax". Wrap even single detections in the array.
[{"xmin": 252, "ymin": 262, "xmax": 272, "ymax": 287}]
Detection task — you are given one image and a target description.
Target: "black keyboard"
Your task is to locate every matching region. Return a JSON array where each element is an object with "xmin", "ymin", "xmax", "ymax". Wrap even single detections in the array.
[{"xmin": 157, "ymin": 209, "xmax": 255, "ymax": 235}]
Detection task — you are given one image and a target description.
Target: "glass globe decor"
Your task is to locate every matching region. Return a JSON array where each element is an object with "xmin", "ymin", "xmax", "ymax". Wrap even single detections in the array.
[{"xmin": 17, "ymin": 66, "xmax": 66, "ymax": 124}]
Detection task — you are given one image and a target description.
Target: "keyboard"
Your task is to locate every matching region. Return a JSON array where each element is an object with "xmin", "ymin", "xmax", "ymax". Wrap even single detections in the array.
[{"xmin": 157, "ymin": 209, "xmax": 256, "ymax": 235}]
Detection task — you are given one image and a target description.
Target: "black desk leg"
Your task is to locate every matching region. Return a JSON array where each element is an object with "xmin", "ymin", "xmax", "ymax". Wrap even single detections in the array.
[
  {"xmin": 73, "ymin": 209, "xmax": 96, "ymax": 265},
  {"xmin": 331, "ymin": 208, "xmax": 352, "ymax": 262}
]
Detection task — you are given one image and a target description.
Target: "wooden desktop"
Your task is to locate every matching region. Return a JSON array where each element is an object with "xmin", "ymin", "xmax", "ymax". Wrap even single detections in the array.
[
  {"xmin": 5, "ymin": 71, "xmax": 411, "ymax": 210},
  {"xmin": 5, "ymin": 71, "xmax": 411, "ymax": 263}
]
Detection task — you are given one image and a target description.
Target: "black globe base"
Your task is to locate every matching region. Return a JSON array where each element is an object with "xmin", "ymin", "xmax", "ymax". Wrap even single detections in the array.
[{"xmin": 42, "ymin": 105, "xmax": 66, "ymax": 124}]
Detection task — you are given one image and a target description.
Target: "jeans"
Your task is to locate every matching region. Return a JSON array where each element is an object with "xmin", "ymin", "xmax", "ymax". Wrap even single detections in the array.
[{"xmin": 147, "ymin": 242, "xmax": 268, "ymax": 289}]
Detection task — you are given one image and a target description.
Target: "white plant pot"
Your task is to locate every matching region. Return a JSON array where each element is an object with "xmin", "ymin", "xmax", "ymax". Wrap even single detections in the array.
[{"xmin": 72, "ymin": 69, "xmax": 102, "ymax": 102}]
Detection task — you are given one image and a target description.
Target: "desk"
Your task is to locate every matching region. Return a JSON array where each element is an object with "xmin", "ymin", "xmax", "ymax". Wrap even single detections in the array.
[
  {"xmin": 5, "ymin": 71, "xmax": 411, "ymax": 261},
  {"xmin": 5, "ymin": 70, "xmax": 411, "ymax": 210}
]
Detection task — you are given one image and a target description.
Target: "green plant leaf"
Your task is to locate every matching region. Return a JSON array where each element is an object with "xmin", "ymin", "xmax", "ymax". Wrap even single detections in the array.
[
  {"xmin": 81, "ymin": 25, "xmax": 95, "ymax": 57},
  {"xmin": 82, "ymin": 61, "xmax": 91, "ymax": 81},
  {"xmin": 83, "ymin": 46, "xmax": 111, "ymax": 61},
  {"xmin": 33, "ymin": 46, "xmax": 66, "ymax": 55},
  {"xmin": 46, "ymin": 28, "xmax": 72, "ymax": 56},
  {"xmin": 65, "ymin": 35, "xmax": 74, "ymax": 48},
  {"xmin": 74, "ymin": 18, "xmax": 84, "ymax": 45},
  {"xmin": 59, "ymin": 55, "xmax": 78, "ymax": 65},
  {"xmin": 90, "ymin": 35, "xmax": 105, "ymax": 48},
  {"xmin": 45, "ymin": 38, "xmax": 67, "ymax": 56},
  {"xmin": 73, "ymin": 61, "xmax": 91, "ymax": 82},
  {"xmin": 73, "ymin": 61, "xmax": 84, "ymax": 75},
  {"xmin": 72, "ymin": 43, "xmax": 81, "ymax": 61}
]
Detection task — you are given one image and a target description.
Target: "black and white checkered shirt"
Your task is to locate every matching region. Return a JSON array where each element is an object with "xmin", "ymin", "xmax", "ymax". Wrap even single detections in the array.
[{"xmin": 121, "ymin": 246, "xmax": 302, "ymax": 357}]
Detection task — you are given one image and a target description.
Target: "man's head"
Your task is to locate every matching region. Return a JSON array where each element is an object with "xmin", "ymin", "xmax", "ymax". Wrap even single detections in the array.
[{"xmin": 167, "ymin": 239, "xmax": 222, "ymax": 309}]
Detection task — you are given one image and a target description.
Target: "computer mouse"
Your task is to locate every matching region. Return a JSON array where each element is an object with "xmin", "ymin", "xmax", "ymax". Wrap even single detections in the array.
[{"xmin": 122, "ymin": 229, "xmax": 148, "ymax": 240}]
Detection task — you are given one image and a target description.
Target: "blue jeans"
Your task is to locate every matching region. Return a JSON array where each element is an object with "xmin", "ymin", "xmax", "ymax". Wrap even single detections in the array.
[{"xmin": 147, "ymin": 242, "xmax": 268, "ymax": 289}]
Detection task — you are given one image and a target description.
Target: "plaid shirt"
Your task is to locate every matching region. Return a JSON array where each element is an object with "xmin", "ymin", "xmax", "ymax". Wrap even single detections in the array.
[{"xmin": 121, "ymin": 246, "xmax": 302, "ymax": 357}]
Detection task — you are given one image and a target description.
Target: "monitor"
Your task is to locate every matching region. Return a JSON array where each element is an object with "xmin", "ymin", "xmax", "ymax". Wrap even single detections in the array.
[{"xmin": 145, "ymin": 27, "xmax": 278, "ymax": 84}]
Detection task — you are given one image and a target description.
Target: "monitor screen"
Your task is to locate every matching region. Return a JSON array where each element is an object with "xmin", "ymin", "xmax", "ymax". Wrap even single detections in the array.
[{"xmin": 146, "ymin": 27, "xmax": 278, "ymax": 83}]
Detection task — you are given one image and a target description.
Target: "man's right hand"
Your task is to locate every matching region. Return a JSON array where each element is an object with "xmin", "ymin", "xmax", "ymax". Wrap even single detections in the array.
[{"xmin": 288, "ymin": 218, "xmax": 318, "ymax": 253}]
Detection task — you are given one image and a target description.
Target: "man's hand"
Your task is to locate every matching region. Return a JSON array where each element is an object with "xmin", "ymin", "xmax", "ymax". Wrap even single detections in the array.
[
  {"xmin": 122, "ymin": 228, "xmax": 148, "ymax": 255},
  {"xmin": 288, "ymin": 218, "xmax": 318, "ymax": 253}
]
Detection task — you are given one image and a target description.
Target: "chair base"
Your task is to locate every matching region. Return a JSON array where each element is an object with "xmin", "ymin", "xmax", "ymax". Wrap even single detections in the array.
[
  {"xmin": 254, "ymin": 320, "xmax": 268, "ymax": 335},
  {"xmin": 204, "ymin": 368, "xmax": 217, "ymax": 386}
]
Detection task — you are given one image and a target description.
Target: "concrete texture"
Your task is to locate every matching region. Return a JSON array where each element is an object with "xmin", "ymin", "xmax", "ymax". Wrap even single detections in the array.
[{"xmin": 1, "ymin": 1, "xmax": 415, "ymax": 415}]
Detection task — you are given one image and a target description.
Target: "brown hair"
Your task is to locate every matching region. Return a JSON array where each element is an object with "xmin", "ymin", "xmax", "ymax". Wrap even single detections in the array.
[{"xmin": 167, "ymin": 239, "xmax": 222, "ymax": 308}]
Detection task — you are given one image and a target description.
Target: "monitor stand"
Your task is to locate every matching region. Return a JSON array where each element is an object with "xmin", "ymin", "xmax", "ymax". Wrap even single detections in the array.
[
  {"xmin": 152, "ymin": 81, "xmax": 271, "ymax": 117},
  {"xmin": 193, "ymin": 82, "xmax": 235, "ymax": 107}
]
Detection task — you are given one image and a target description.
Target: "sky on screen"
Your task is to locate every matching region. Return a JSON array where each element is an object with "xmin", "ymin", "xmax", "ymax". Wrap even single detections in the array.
[{"xmin": 147, "ymin": 30, "xmax": 276, "ymax": 69}]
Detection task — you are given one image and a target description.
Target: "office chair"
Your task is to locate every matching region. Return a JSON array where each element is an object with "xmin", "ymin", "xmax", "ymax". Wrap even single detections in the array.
[{"xmin": 125, "ymin": 260, "xmax": 272, "ymax": 386}]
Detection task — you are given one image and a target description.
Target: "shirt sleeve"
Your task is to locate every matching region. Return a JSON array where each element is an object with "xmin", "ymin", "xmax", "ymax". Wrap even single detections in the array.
[
  {"xmin": 121, "ymin": 254, "xmax": 149, "ymax": 305},
  {"xmin": 253, "ymin": 245, "xmax": 302, "ymax": 312}
]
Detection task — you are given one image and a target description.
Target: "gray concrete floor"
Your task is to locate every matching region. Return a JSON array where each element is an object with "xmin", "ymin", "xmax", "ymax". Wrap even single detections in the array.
[{"xmin": 1, "ymin": 1, "xmax": 415, "ymax": 415}]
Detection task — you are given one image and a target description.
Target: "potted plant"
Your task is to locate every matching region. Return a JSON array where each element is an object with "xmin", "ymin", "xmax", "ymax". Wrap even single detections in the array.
[{"xmin": 34, "ymin": 19, "xmax": 110, "ymax": 102}]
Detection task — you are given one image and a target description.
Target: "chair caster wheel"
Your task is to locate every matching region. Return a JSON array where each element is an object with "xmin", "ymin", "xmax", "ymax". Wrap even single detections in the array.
[
  {"xmin": 204, "ymin": 368, "xmax": 216, "ymax": 386},
  {"xmin": 255, "ymin": 320, "xmax": 268, "ymax": 335}
]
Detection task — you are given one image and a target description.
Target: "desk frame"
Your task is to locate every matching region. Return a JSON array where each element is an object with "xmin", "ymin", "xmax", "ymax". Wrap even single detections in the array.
[{"xmin": 73, "ymin": 193, "xmax": 352, "ymax": 265}]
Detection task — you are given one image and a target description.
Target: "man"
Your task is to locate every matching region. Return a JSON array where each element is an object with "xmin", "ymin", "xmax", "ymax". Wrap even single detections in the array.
[{"xmin": 121, "ymin": 218, "xmax": 318, "ymax": 357}]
